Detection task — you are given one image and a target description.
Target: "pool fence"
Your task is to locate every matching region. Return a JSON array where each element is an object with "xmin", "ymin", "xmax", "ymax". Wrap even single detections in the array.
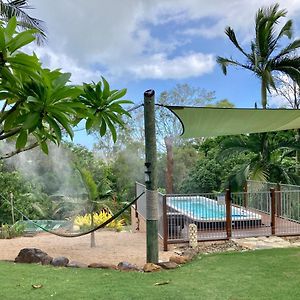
[{"xmin": 132, "ymin": 182, "xmax": 300, "ymax": 251}]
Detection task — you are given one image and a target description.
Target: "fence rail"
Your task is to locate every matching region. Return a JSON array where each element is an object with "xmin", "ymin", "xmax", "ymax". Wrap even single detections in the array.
[{"xmin": 133, "ymin": 182, "xmax": 300, "ymax": 251}]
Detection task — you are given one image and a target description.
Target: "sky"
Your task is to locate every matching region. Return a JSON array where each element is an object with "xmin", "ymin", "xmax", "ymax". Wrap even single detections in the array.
[{"xmin": 27, "ymin": 0, "xmax": 300, "ymax": 148}]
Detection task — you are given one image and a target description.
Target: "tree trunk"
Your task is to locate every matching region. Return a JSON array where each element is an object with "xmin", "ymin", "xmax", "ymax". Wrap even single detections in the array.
[
  {"xmin": 90, "ymin": 205, "xmax": 96, "ymax": 248},
  {"xmin": 296, "ymin": 129, "xmax": 300, "ymax": 176},
  {"xmin": 261, "ymin": 78, "xmax": 267, "ymax": 109},
  {"xmin": 164, "ymin": 136, "xmax": 174, "ymax": 194}
]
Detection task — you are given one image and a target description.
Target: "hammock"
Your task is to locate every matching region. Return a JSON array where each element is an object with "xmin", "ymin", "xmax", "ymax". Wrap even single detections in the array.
[{"xmin": 0, "ymin": 192, "xmax": 144, "ymax": 238}]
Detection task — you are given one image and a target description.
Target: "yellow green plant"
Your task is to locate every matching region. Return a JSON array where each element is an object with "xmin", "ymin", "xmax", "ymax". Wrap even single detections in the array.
[{"xmin": 74, "ymin": 209, "xmax": 124, "ymax": 232}]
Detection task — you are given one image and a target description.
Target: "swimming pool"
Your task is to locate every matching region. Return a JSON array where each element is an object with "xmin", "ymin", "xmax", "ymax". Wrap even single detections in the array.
[{"xmin": 167, "ymin": 196, "xmax": 262, "ymax": 222}]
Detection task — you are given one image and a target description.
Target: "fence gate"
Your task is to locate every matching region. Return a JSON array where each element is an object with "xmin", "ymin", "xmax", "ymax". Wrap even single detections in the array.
[{"xmin": 230, "ymin": 191, "xmax": 272, "ymax": 238}]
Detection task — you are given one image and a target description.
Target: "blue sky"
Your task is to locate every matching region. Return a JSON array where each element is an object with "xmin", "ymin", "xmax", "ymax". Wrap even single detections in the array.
[{"xmin": 28, "ymin": 0, "xmax": 300, "ymax": 148}]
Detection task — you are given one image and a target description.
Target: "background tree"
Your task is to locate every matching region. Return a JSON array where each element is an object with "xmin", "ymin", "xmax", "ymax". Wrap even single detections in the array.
[
  {"xmin": 217, "ymin": 3, "xmax": 300, "ymax": 109},
  {"xmin": 218, "ymin": 132, "xmax": 300, "ymax": 190},
  {"xmin": 157, "ymin": 83, "xmax": 215, "ymax": 193}
]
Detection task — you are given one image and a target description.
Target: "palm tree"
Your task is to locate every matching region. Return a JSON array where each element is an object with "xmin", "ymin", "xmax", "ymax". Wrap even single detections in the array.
[
  {"xmin": 218, "ymin": 133, "xmax": 300, "ymax": 191},
  {"xmin": 217, "ymin": 4, "xmax": 300, "ymax": 109},
  {"xmin": 0, "ymin": 0, "xmax": 46, "ymax": 44}
]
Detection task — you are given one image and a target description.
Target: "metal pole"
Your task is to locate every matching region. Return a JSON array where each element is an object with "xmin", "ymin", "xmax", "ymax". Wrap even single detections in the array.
[
  {"xmin": 10, "ymin": 192, "xmax": 15, "ymax": 224},
  {"xmin": 144, "ymin": 89, "xmax": 158, "ymax": 263}
]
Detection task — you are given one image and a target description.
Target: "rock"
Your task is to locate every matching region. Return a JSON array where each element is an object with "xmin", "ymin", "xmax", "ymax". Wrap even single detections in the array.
[
  {"xmin": 157, "ymin": 261, "xmax": 178, "ymax": 269},
  {"xmin": 67, "ymin": 261, "xmax": 88, "ymax": 268},
  {"xmin": 51, "ymin": 256, "xmax": 69, "ymax": 267},
  {"xmin": 117, "ymin": 261, "xmax": 140, "ymax": 271},
  {"xmin": 169, "ymin": 255, "xmax": 189, "ymax": 264},
  {"xmin": 182, "ymin": 248, "xmax": 198, "ymax": 260},
  {"xmin": 15, "ymin": 248, "xmax": 53, "ymax": 265},
  {"xmin": 226, "ymin": 247, "xmax": 236, "ymax": 252},
  {"xmin": 88, "ymin": 263, "xmax": 118, "ymax": 270},
  {"xmin": 143, "ymin": 263, "xmax": 162, "ymax": 272}
]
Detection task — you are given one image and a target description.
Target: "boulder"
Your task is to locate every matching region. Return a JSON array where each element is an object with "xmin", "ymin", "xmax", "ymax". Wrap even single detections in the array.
[
  {"xmin": 88, "ymin": 262, "xmax": 118, "ymax": 270},
  {"xmin": 143, "ymin": 263, "xmax": 162, "ymax": 272},
  {"xmin": 15, "ymin": 248, "xmax": 52, "ymax": 265},
  {"xmin": 51, "ymin": 256, "xmax": 69, "ymax": 267},
  {"xmin": 157, "ymin": 261, "xmax": 178, "ymax": 270},
  {"xmin": 169, "ymin": 255, "xmax": 189, "ymax": 264},
  {"xmin": 117, "ymin": 261, "xmax": 140, "ymax": 271},
  {"xmin": 67, "ymin": 261, "xmax": 88, "ymax": 268}
]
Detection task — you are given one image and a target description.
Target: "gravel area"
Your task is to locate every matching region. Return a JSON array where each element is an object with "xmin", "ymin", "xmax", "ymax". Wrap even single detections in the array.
[{"xmin": 0, "ymin": 230, "xmax": 174, "ymax": 267}]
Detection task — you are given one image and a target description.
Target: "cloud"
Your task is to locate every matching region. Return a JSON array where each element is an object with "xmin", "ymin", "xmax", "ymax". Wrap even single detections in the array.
[
  {"xmin": 128, "ymin": 53, "xmax": 215, "ymax": 79},
  {"xmin": 27, "ymin": 0, "xmax": 300, "ymax": 83}
]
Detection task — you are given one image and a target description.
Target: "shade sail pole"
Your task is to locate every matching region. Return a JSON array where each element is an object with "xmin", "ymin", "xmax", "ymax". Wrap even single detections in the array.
[{"xmin": 144, "ymin": 89, "xmax": 159, "ymax": 263}]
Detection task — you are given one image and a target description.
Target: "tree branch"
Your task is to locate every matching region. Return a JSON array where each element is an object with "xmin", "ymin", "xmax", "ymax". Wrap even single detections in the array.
[
  {"xmin": 0, "ymin": 127, "xmax": 21, "ymax": 140},
  {"xmin": 0, "ymin": 141, "xmax": 39, "ymax": 160}
]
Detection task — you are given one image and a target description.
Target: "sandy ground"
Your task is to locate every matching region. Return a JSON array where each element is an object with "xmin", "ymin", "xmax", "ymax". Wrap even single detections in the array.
[{"xmin": 0, "ymin": 230, "xmax": 174, "ymax": 267}]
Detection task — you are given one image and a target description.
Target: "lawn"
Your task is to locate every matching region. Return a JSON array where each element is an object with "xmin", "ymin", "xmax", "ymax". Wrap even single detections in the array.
[{"xmin": 1, "ymin": 248, "xmax": 300, "ymax": 300}]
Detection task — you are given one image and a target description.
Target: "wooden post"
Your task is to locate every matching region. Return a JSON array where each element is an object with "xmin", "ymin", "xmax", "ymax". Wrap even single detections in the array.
[
  {"xmin": 225, "ymin": 189, "xmax": 232, "ymax": 238},
  {"xmin": 270, "ymin": 188, "xmax": 276, "ymax": 235},
  {"xmin": 243, "ymin": 184, "xmax": 248, "ymax": 208},
  {"xmin": 144, "ymin": 89, "xmax": 158, "ymax": 263},
  {"xmin": 162, "ymin": 195, "xmax": 168, "ymax": 251}
]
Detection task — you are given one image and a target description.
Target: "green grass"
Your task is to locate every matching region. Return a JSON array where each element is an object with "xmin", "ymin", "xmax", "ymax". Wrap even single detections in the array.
[{"xmin": 1, "ymin": 248, "xmax": 300, "ymax": 300}]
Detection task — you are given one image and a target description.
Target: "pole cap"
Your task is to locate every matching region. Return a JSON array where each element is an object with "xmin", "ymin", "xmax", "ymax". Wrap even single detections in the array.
[{"xmin": 144, "ymin": 89, "xmax": 155, "ymax": 97}]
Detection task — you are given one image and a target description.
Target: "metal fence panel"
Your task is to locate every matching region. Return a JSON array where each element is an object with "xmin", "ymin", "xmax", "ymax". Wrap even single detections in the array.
[{"xmin": 166, "ymin": 193, "xmax": 227, "ymax": 241}]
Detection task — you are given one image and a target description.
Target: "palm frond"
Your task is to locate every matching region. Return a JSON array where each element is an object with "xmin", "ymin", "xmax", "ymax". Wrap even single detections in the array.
[
  {"xmin": 216, "ymin": 56, "xmax": 254, "ymax": 75},
  {"xmin": 224, "ymin": 27, "xmax": 250, "ymax": 59},
  {"xmin": 273, "ymin": 39, "xmax": 300, "ymax": 61}
]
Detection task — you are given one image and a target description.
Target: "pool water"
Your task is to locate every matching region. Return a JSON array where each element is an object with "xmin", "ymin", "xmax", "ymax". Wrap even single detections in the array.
[{"xmin": 167, "ymin": 197, "xmax": 259, "ymax": 221}]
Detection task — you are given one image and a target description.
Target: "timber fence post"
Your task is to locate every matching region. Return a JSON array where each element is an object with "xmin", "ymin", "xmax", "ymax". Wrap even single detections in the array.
[{"xmin": 225, "ymin": 189, "xmax": 232, "ymax": 239}]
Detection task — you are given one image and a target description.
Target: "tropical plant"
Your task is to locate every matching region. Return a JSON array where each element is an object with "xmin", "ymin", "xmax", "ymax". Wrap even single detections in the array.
[
  {"xmin": 217, "ymin": 4, "xmax": 300, "ymax": 109},
  {"xmin": 0, "ymin": 17, "xmax": 131, "ymax": 159},
  {"xmin": 218, "ymin": 132, "xmax": 300, "ymax": 190},
  {"xmin": 0, "ymin": 0, "xmax": 46, "ymax": 44},
  {"xmin": 73, "ymin": 210, "xmax": 124, "ymax": 232}
]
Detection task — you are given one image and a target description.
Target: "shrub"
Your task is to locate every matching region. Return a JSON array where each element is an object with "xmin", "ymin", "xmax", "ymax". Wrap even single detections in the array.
[
  {"xmin": 74, "ymin": 209, "xmax": 124, "ymax": 232},
  {"xmin": 0, "ymin": 223, "xmax": 25, "ymax": 239}
]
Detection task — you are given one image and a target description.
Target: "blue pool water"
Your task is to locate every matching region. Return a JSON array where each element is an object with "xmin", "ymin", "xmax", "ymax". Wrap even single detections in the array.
[{"xmin": 167, "ymin": 197, "xmax": 257, "ymax": 220}]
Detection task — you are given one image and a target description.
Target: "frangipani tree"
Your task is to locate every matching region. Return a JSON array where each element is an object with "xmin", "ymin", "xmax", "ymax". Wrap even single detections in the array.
[
  {"xmin": 217, "ymin": 3, "xmax": 300, "ymax": 109},
  {"xmin": 0, "ymin": 17, "xmax": 131, "ymax": 160}
]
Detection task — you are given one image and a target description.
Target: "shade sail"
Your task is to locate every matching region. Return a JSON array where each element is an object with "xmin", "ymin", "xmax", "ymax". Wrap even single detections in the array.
[{"xmin": 167, "ymin": 106, "xmax": 300, "ymax": 138}]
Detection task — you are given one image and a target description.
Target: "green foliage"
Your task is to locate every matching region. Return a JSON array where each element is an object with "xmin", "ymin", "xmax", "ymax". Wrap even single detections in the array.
[
  {"xmin": 181, "ymin": 156, "xmax": 222, "ymax": 193},
  {"xmin": 0, "ymin": 165, "xmax": 49, "ymax": 224},
  {"xmin": 218, "ymin": 132, "xmax": 300, "ymax": 190},
  {"xmin": 80, "ymin": 78, "xmax": 132, "ymax": 142},
  {"xmin": 0, "ymin": 18, "xmax": 131, "ymax": 159},
  {"xmin": 0, "ymin": 222, "xmax": 25, "ymax": 239}
]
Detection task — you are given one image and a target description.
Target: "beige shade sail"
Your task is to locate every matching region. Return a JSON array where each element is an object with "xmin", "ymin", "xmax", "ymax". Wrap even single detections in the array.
[{"xmin": 166, "ymin": 106, "xmax": 300, "ymax": 138}]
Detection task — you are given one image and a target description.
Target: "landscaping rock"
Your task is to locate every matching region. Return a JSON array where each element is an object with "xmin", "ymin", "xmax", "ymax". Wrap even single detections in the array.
[
  {"xmin": 14, "ymin": 248, "xmax": 53, "ymax": 265},
  {"xmin": 157, "ymin": 261, "xmax": 178, "ymax": 270},
  {"xmin": 143, "ymin": 263, "xmax": 162, "ymax": 272},
  {"xmin": 88, "ymin": 262, "xmax": 118, "ymax": 270},
  {"xmin": 169, "ymin": 255, "xmax": 189, "ymax": 264},
  {"xmin": 182, "ymin": 248, "xmax": 198, "ymax": 260},
  {"xmin": 67, "ymin": 261, "xmax": 88, "ymax": 268},
  {"xmin": 51, "ymin": 256, "xmax": 69, "ymax": 267},
  {"xmin": 117, "ymin": 261, "xmax": 140, "ymax": 271}
]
